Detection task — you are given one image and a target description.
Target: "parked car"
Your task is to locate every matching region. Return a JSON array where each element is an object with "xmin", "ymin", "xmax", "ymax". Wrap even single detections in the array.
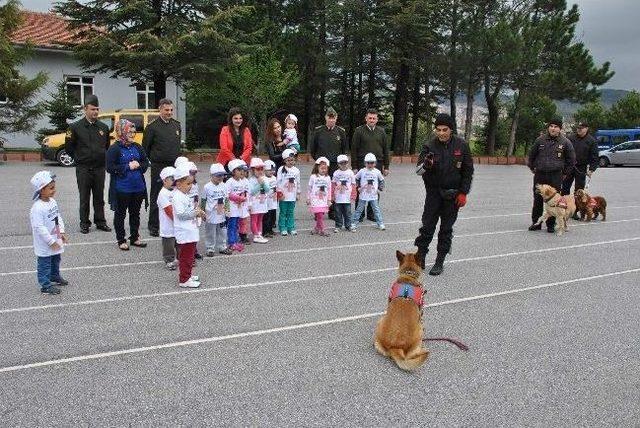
[
  {"xmin": 40, "ymin": 109, "xmax": 160, "ymax": 166},
  {"xmin": 594, "ymin": 129, "xmax": 640, "ymax": 150},
  {"xmin": 598, "ymin": 140, "xmax": 640, "ymax": 167}
]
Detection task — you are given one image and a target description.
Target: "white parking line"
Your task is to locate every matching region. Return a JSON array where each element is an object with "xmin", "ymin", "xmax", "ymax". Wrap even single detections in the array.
[
  {"xmin": 2, "ymin": 205, "xmax": 638, "ymax": 252},
  {"xmin": 1, "ymin": 267, "xmax": 638, "ymax": 374},
  {"xmin": 2, "ymin": 235, "xmax": 639, "ymax": 315},
  {"xmin": 1, "ymin": 217, "xmax": 638, "ymax": 277}
]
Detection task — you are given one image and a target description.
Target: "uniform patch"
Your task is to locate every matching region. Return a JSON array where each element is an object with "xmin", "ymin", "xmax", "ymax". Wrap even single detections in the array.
[
  {"xmin": 456, "ymin": 161, "xmax": 462, "ymax": 169},
  {"xmin": 99, "ymin": 130, "xmax": 104, "ymax": 136},
  {"xmin": 66, "ymin": 129, "xmax": 72, "ymax": 137}
]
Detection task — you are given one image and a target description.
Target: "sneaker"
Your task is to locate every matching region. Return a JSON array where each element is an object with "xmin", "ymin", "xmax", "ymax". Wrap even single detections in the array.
[
  {"xmin": 378, "ymin": 224, "xmax": 386, "ymax": 230},
  {"xmin": 41, "ymin": 286, "xmax": 61, "ymax": 295},
  {"xmin": 179, "ymin": 280, "xmax": 200, "ymax": 288},
  {"xmin": 190, "ymin": 275, "xmax": 200, "ymax": 282},
  {"xmin": 51, "ymin": 278, "xmax": 69, "ymax": 286},
  {"xmin": 253, "ymin": 235, "xmax": 268, "ymax": 244},
  {"xmin": 166, "ymin": 261, "xmax": 177, "ymax": 271},
  {"xmin": 281, "ymin": 231, "xmax": 288, "ymax": 236},
  {"xmin": 349, "ymin": 227, "xmax": 357, "ymax": 232},
  {"xmin": 219, "ymin": 248, "xmax": 233, "ymax": 255},
  {"xmin": 195, "ymin": 252, "xmax": 203, "ymax": 260},
  {"xmin": 290, "ymin": 230, "xmax": 298, "ymax": 236},
  {"xmin": 334, "ymin": 228, "xmax": 340, "ymax": 233},
  {"xmin": 206, "ymin": 249, "xmax": 215, "ymax": 257}
]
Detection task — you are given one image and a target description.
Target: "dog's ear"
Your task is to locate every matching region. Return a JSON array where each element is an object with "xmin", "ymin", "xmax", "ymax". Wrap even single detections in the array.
[{"xmin": 396, "ymin": 250, "xmax": 405, "ymax": 263}]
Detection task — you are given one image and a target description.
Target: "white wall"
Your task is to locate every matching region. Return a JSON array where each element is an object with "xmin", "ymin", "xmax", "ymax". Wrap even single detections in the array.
[{"xmin": 1, "ymin": 49, "xmax": 187, "ymax": 148}]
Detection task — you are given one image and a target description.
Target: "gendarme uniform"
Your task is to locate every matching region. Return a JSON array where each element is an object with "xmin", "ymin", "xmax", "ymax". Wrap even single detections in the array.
[
  {"xmin": 309, "ymin": 125, "xmax": 349, "ymax": 170},
  {"xmin": 561, "ymin": 129, "xmax": 598, "ymax": 195},
  {"xmin": 527, "ymin": 123, "xmax": 576, "ymax": 230},
  {"xmin": 65, "ymin": 95, "xmax": 110, "ymax": 231},
  {"xmin": 142, "ymin": 115, "xmax": 182, "ymax": 235},
  {"xmin": 414, "ymin": 113, "xmax": 474, "ymax": 275}
]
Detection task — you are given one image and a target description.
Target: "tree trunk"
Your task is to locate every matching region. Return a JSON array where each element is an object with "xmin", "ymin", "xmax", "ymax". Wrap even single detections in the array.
[
  {"xmin": 409, "ymin": 72, "xmax": 421, "ymax": 154},
  {"xmin": 153, "ymin": 73, "xmax": 167, "ymax": 106},
  {"xmin": 318, "ymin": 0, "xmax": 327, "ymax": 112},
  {"xmin": 484, "ymin": 74, "xmax": 498, "ymax": 156},
  {"xmin": 448, "ymin": 0, "xmax": 459, "ymax": 133},
  {"xmin": 367, "ymin": 46, "xmax": 377, "ymax": 108},
  {"xmin": 357, "ymin": 48, "xmax": 364, "ymax": 120},
  {"xmin": 464, "ymin": 78, "xmax": 475, "ymax": 142},
  {"xmin": 507, "ymin": 92, "xmax": 521, "ymax": 156},
  {"xmin": 391, "ymin": 61, "xmax": 410, "ymax": 155}
]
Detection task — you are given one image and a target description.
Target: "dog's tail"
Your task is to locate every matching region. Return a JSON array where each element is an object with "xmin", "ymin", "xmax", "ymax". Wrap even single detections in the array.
[
  {"xmin": 423, "ymin": 337, "xmax": 469, "ymax": 351},
  {"xmin": 388, "ymin": 348, "xmax": 427, "ymax": 371}
]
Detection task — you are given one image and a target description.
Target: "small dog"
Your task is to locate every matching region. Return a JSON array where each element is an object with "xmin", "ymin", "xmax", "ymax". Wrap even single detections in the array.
[
  {"xmin": 374, "ymin": 250, "xmax": 429, "ymax": 371},
  {"xmin": 534, "ymin": 184, "xmax": 576, "ymax": 235},
  {"xmin": 574, "ymin": 189, "xmax": 607, "ymax": 222}
]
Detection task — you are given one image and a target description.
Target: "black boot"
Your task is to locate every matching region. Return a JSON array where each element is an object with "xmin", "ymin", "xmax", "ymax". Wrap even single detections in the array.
[{"xmin": 429, "ymin": 253, "xmax": 446, "ymax": 276}]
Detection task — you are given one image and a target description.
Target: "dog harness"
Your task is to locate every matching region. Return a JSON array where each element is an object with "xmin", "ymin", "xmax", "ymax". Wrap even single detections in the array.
[
  {"xmin": 545, "ymin": 192, "xmax": 568, "ymax": 209},
  {"xmin": 389, "ymin": 282, "xmax": 424, "ymax": 307}
]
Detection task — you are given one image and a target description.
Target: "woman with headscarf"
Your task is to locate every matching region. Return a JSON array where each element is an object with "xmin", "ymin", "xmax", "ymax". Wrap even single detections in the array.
[
  {"xmin": 106, "ymin": 119, "xmax": 149, "ymax": 250},
  {"xmin": 265, "ymin": 117, "xmax": 286, "ymax": 171},
  {"xmin": 216, "ymin": 107, "xmax": 253, "ymax": 170}
]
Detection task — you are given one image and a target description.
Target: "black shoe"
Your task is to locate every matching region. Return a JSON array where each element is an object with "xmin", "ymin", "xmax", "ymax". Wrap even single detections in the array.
[
  {"xmin": 52, "ymin": 278, "xmax": 69, "ymax": 286},
  {"xmin": 96, "ymin": 224, "xmax": 112, "ymax": 232},
  {"xmin": 80, "ymin": 226, "xmax": 90, "ymax": 234},
  {"xmin": 547, "ymin": 226, "xmax": 555, "ymax": 233},
  {"xmin": 148, "ymin": 229, "xmax": 159, "ymax": 237},
  {"xmin": 429, "ymin": 253, "xmax": 446, "ymax": 276},
  {"xmin": 41, "ymin": 286, "xmax": 61, "ymax": 295},
  {"xmin": 528, "ymin": 224, "xmax": 542, "ymax": 231},
  {"xmin": 195, "ymin": 252, "xmax": 203, "ymax": 260},
  {"xmin": 241, "ymin": 235, "xmax": 252, "ymax": 245}
]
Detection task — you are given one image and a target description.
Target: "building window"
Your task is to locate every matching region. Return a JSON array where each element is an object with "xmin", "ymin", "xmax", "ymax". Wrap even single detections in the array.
[
  {"xmin": 65, "ymin": 76, "xmax": 94, "ymax": 107},
  {"xmin": 136, "ymin": 83, "xmax": 155, "ymax": 109}
]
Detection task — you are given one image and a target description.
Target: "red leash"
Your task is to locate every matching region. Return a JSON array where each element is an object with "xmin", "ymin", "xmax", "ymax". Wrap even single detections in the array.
[{"xmin": 423, "ymin": 337, "xmax": 469, "ymax": 351}]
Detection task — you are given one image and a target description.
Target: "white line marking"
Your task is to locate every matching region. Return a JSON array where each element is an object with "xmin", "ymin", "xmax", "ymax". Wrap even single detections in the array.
[
  {"xmin": 1, "ymin": 267, "xmax": 638, "ymax": 374},
  {"xmin": 1, "ymin": 217, "xmax": 638, "ymax": 277},
  {"xmin": 3, "ymin": 205, "xmax": 637, "ymax": 251},
  {"xmin": 2, "ymin": 235, "xmax": 640, "ymax": 315}
]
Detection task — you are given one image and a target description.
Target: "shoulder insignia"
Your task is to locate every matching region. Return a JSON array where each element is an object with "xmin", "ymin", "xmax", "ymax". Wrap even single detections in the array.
[{"xmin": 66, "ymin": 129, "xmax": 72, "ymax": 138}]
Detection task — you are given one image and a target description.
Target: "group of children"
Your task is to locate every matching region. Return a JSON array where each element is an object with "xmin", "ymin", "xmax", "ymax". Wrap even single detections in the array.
[{"xmin": 29, "ymin": 150, "xmax": 386, "ymax": 292}]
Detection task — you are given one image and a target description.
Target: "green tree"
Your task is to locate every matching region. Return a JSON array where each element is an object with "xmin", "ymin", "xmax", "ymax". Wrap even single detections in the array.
[
  {"xmin": 574, "ymin": 101, "xmax": 608, "ymax": 131},
  {"xmin": 54, "ymin": 0, "xmax": 251, "ymax": 105},
  {"xmin": 187, "ymin": 49, "xmax": 299, "ymax": 148},
  {"xmin": 35, "ymin": 80, "xmax": 79, "ymax": 144},
  {"xmin": 607, "ymin": 91, "xmax": 640, "ymax": 129},
  {"xmin": 0, "ymin": 0, "xmax": 47, "ymax": 143}
]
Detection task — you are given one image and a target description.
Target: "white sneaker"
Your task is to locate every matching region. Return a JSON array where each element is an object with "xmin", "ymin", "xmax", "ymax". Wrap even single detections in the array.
[
  {"xmin": 334, "ymin": 228, "xmax": 340, "ymax": 233},
  {"xmin": 378, "ymin": 224, "xmax": 386, "ymax": 230},
  {"xmin": 190, "ymin": 275, "xmax": 200, "ymax": 282},
  {"xmin": 253, "ymin": 235, "xmax": 268, "ymax": 244},
  {"xmin": 179, "ymin": 280, "xmax": 200, "ymax": 288},
  {"xmin": 281, "ymin": 231, "xmax": 288, "ymax": 236},
  {"xmin": 290, "ymin": 230, "xmax": 298, "ymax": 236},
  {"xmin": 166, "ymin": 261, "xmax": 177, "ymax": 270}
]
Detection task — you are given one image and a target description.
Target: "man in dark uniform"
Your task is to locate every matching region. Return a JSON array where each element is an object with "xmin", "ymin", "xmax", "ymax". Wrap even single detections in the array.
[
  {"xmin": 562, "ymin": 122, "xmax": 599, "ymax": 218},
  {"xmin": 308, "ymin": 107, "xmax": 349, "ymax": 219},
  {"xmin": 142, "ymin": 98, "xmax": 182, "ymax": 236},
  {"xmin": 527, "ymin": 117, "xmax": 576, "ymax": 232},
  {"xmin": 351, "ymin": 108, "xmax": 390, "ymax": 222},
  {"xmin": 414, "ymin": 113, "xmax": 474, "ymax": 276},
  {"xmin": 65, "ymin": 95, "xmax": 112, "ymax": 234}
]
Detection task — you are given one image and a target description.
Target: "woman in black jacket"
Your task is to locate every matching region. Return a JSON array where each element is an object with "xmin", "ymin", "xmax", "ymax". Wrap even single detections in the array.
[{"xmin": 265, "ymin": 118, "xmax": 286, "ymax": 170}]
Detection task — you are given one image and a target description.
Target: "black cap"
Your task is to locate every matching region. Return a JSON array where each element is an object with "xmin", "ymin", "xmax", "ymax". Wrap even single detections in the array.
[
  {"xmin": 577, "ymin": 121, "xmax": 588, "ymax": 128},
  {"xmin": 84, "ymin": 94, "xmax": 99, "ymax": 107},
  {"xmin": 548, "ymin": 116, "xmax": 563, "ymax": 127},
  {"xmin": 434, "ymin": 113, "xmax": 454, "ymax": 130},
  {"xmin": 325, "ymin": 106, "xmax": 337, "ymax": 117}
]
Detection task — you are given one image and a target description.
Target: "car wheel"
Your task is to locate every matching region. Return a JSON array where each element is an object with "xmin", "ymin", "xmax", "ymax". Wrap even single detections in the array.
[
  {"xmin": 56, "ymin": 148, "xmax": 75, "ymax": 167},
  {"xmin": 598, "ymin": 156, "xmax": 610, "ymax": 168}
]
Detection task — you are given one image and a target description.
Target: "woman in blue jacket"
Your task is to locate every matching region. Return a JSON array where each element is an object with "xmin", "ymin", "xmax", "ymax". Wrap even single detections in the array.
[{"xmin": 106, "ymin": 119, "xmax": 149, "ymax": 250}]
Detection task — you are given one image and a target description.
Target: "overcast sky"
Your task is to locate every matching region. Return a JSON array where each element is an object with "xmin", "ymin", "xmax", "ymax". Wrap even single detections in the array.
[{"xmin": 16, "ymin": 0, "xmax": 639, "ymax": 90}]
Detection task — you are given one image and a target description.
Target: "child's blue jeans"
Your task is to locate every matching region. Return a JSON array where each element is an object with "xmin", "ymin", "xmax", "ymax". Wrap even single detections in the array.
[
  {"xmin": 352, "ymin": 199, "xmax": 383, "ymax": 226},
  {"xmin": 227, "ymin": 217, "xmax": 240, "ymax": 245},
  {"xmin": 37, "ymin": 254, "xmax": 62, "ymax": 288}
]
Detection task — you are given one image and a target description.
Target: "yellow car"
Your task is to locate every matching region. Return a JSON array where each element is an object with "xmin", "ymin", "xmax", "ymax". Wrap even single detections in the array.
[{"xmin": 41, "ymin": 109, "xmax": 160, "ymax": 166}]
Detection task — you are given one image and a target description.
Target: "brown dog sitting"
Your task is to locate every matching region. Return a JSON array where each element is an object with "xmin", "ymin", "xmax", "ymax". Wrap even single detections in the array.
[
  {"xmin": 374, "ymin": 250, "xmax": 429, "ymax": 371},
  {"xmin": 574, "ymin": 189, "xmax": 607, "ymax": 221}
]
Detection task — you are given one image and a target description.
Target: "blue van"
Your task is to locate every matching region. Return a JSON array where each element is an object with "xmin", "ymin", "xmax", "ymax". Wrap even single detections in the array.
[{"xmin": 594, "ymin": 129, "xmax": 640, "ymax": 149}]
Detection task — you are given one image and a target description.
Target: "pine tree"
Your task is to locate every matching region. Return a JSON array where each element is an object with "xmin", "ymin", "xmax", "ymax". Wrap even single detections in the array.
[
  {"xmin": 35, "ymin": 81, "xmax": 79, "ymax": 144},
  {"xmin": 0, "ymin": 0, "xmax": 47, "ymax": 144}
]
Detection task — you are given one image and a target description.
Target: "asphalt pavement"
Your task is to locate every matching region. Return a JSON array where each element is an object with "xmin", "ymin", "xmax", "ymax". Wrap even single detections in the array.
[{"xmin": 0, "ymin": 161, "xmax": 638, "ymax": 426}]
